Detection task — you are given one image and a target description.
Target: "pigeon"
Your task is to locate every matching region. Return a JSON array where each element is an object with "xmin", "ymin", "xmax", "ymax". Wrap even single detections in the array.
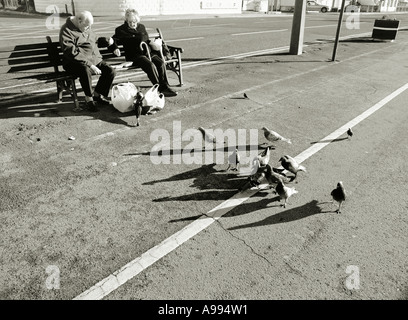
[
  {"xmin": 198, "ymin": 127, "xmax": 217, "ymax": 144},
  {"xmin": 347, "ymin": 128, "xmax": 353, "ymax": 139},
  {"xmin": 243, "ymin": 93, "xmax": 249, "ymax": 99},
  {"xmin": 278, "ymin": 155, "xmax": 306, "ymax": 182},
  {"xmin": 248, "ymin": 164, "xmax": 288, "ymax": 189},
  {"xmin": 247, "ymin": 165, "xmax": 273, "ymax": 189},
  {"xmin": 261, "ymin": 127, "xmax": 292, "ymax": 145},
  {"xmin": 255, "ymin": 146, "xmax": 272, "ymax": 168},
  {"xmin": 331, "ymin": 181, "xmax": 346, "ymax": 213},
  {"xmin": 267, "ymin": 166, "xmax": 290, "ymax": 185},
  {"xmin": 248, "ymin": 169, "xmax": 266, "ymax": 188},
  {"xmin": 227, "ymin": 148, "xmax": 240, "ymax": 171},
  {"xmin": 133, "ymin": 91, "xmax": 144, "ymax": 127},
  {"xmin": 275, "ymin": 181, "xmax": 298, "ymax": 208}
]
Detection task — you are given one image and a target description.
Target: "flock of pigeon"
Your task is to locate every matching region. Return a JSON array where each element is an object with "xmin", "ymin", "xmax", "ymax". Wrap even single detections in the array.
[{"xmin": 198, "ymin": 93, "xmax": 351, "ymax": 213}]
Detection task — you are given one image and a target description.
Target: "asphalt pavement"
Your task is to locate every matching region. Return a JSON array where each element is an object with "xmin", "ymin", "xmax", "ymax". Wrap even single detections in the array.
[{"xmin": 1, "ymin": 10, "xmax": 407, "ymax": 301}]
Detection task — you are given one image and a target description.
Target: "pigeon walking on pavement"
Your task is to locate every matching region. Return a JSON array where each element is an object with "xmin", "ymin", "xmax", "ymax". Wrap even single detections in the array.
[
  {"xmin": 255, "ymin": 146, "xmax": 272, "ymax": 168},
  {"xmin": 243, "ymin": 93, "xmax": 249, "ymax": 99},
  {"xmin": 133, "ymin": 91, "xmax": 144, "ymax": 127},
  {"xmin": 227, "ymin": 148, "xmax": 240, "ymax": 171},
  {"xmin": 331, "ymin": 181, "xmax": 346, "ymax": 213},
  {"xmin": 198, "ymin": 127, "xmax": 217, "ymax": 144},
  {"xmin": 347, "ymin": 128, "xmax": 353, "ymax": 140},
  {"xmin": 275, "ymin": 181, "xmax": 298, "ymax": 208},
  {"xmin": 247, "ymin": 164, "xmax": 288, "ymax": 189},
  {"xmin": 277, "ymin": 155, "xmax": 307, "ymax": 182},
  {"xmin": 261, "ymin": 127, "xmax": 292, "ymax": 145}
]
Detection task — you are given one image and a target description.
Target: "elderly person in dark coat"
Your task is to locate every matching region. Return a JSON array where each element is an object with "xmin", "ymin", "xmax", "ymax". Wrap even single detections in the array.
[{"xmin": 111, "ymin": 8, "xmax": 177, "ymax": 97}]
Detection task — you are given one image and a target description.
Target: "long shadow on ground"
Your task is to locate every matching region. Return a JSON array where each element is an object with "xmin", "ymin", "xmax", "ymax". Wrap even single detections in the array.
[{"xmin": 226, "ymin": 199, "xmax": 330, "ymax": 230}]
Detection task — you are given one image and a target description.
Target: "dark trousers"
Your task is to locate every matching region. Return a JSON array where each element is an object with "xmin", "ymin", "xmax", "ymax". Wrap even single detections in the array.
[
  {"xmin": 63, "ymin": 60, "xmax": 116, "ymax": 97},
  {"xmin": 132, "ymin": 53, "xmax": 168, "ymax": 87}
]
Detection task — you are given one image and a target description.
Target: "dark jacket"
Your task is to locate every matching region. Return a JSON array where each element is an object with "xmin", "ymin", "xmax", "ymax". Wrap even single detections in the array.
[
  {"xmin": 59, "ymin": 17, "xmax": 110, "ymax": 67},
  {"xmin": 112, "ymin": 22, "xmax": 171, "ymax": 61},
  {"xmin": 112, "ymin": 22, "xmax": 150, "ymax": 61}
]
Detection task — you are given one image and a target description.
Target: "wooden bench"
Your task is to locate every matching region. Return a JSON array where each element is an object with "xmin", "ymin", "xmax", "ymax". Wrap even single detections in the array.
[{"xmin": 6, "ymin": 28, "xmax": 184, "ymax": 111}]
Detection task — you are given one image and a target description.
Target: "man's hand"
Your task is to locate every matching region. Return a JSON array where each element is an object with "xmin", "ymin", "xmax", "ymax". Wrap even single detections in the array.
[
  {"xmin": 113, "ymin": 48, "xmax": 121, "ymax": 57},
  {"xmin": 90, "ymin": 65, "xmax": 102, "ymax": 75},
  {"xmin": 108, "ymin": 37, "xmax": 114, "ymax": 46}
]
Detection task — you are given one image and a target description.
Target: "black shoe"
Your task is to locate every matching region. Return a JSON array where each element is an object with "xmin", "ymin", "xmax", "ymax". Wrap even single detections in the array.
[
  {"xmin": 93, "ymin": 95, "xmax": 111, "ymax": 105},
  {"xmin": 160, "ymin": 86, "xmax": 178, "ymax": 97},
  {"xmin": 84, "ymin": 101, "xmax": 98, "ymax": 112}
]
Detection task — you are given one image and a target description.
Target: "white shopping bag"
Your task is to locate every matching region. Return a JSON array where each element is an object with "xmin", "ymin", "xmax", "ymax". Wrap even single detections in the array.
[
  {"xmin": 111, "ymin": 82, "xmax": 138, "ymax": 113},
  {"xmin": 142, "ymin": 84, "xmax": 165, "ymax": 113}
]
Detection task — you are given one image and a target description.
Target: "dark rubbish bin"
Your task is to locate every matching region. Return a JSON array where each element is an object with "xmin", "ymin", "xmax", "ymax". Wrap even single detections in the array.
[{"xmin": 372, "ymin": 18, "xmax": 400, "ymax": 41}]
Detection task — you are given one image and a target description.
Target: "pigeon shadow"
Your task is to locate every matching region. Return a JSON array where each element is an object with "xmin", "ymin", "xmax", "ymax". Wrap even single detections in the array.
[
  {"xmin": 310, "ymin": 137, "xmax": 348, "ymax": 144},
  {"xmin": 153, "ymin": 190, "xmax": 238, "ymax": 202},
  {"xmin": 227, "ymin": 199, "xmax": 323, "ymax": 230},
  {"xmin": 166, "ymin": 192, "xmax": 279, "ymax": 223},
  {"xmin": 143, "ymin": 163, "xmax": 218, "ymax": 185},
  {"xmin": 126, "ymin": 143, "xmax": 272, "ymax": 160},
  {"xmin": 169, "ymin": 214, "xmax": 203, "ymax": 223}
]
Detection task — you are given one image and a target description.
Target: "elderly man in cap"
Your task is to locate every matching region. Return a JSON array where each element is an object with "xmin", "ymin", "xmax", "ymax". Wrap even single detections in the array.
[{"xmin": 60, "ymin": 11, "xmax": 116, "ymax": 112}]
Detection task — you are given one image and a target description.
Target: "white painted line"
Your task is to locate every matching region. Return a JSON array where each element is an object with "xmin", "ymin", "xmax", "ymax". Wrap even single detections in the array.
[
  {"xmin": 328, "ymin": 32, "xmax": 372, "ymax": 41},
  {"xmin": 172, "ymin": 23, "xmax": 235, "ymax": 29},
  {"xmin": 182, "ymin": 46, "xmax": 290, "ymax": 69},
  {"xmin": 166, "ymin": 37, "xmax": 204, "ymax": 42},
  {"xmin": 305, "ymin": 24, "xmax": 338, "ymax": 29},
  {"xmin": 254, "ymin": 19, "xmax": 292, "ymax": 24},
  {"xmin": 231, "ymin": 29, "xmax": 288, "ymax": 36},
  {"xmin": 0, "ymin": 81, "xmax": 47, "ymax": 91},
  {"xmin": 294, "ymin": 82, "xmax": 408, "ymax": 164},
  {"xmin": 0, "ymin": 34, "xmax": 59, "ymax": 40},
  {"xmin": 0, "ymin": 27, "xmax": 54, "ymax": 39},
  {"xmin": 73, "ymin": 187, "xmax": 259, "ymax": 300},
  {"xmin": 74, "ymin": 81, "xmax": 408, "ymax": 300},
  {"xmin": 0, "ymin": 24, "xmax": 47, "ymax": 31}
]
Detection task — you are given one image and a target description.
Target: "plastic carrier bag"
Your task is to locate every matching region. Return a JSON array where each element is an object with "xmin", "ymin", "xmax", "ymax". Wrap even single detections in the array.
[
  {"xmin": 142, "ymin": 84, "xmax": 165, "ymax": 113},
  {"xmin": 111, "ymin": 82, "xmax": 138, "ymax": 113}
]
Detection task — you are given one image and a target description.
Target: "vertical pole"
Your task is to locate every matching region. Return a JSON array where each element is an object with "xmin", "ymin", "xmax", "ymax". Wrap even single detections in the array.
[
  {"xmin": 332, "ymin": 0, "xmax": 347, "ymax": 61},
  {"xmin": 289, "ymin": 0, "xmax": 306, "ymax": 55}
]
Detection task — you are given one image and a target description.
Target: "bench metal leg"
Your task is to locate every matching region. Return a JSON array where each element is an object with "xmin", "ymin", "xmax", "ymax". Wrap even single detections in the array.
[
  {"xmin": 56, "ymin": 80, "xmax": 64, "ymax": 103},
  {"xmin": 176, "ymin": 52, "xmax": 183, "ymax": 86},
  {"xmin": 68, "ymin": 78, "xmax": 81, "ymax": 112}
]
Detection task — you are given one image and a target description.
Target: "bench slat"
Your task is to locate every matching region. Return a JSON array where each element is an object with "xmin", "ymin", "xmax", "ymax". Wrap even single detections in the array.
[
  {"xmin": 8, "ymin": 55, "xmax": 52, "ymax": 66},
  {"xmin": 9, "ymin": 62, "xmax": 54, "ymax": 72},
  {"xmin": 13, "ymin": 43, "xmax": 49, "ymax": 50},
  {"xmin": 9, "ymin": 48, "xmax": 50, "ymax": 59}
]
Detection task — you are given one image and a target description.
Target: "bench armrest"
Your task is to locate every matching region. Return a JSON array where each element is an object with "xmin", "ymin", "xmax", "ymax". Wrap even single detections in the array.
[{"xmin": 167, "ymin": 45, "xmax": 184, "ymax": 54}]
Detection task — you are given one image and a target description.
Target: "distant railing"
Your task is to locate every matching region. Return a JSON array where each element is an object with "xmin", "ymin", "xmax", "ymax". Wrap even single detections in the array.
[
  {"xmin": 360, "ymin": 5, "xmax": 379, "ymax": 12},
  {"xmin": 3, "ymin": 0, "xmax": 19, "ymax": 9},
  {"xmin": 396, "ymin": 5, "xmax": 408, "ymax": 12}
]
